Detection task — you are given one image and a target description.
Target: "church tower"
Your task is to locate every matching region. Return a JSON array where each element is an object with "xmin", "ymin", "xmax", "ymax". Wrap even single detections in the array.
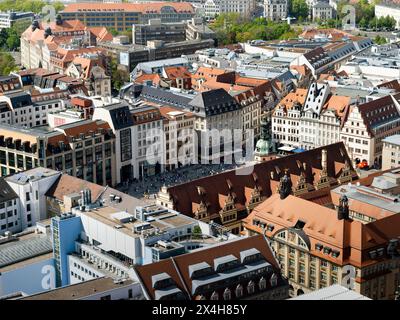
[{"xmin": 254, "ymin": 114, "xmax": 275, "ymax": 162}]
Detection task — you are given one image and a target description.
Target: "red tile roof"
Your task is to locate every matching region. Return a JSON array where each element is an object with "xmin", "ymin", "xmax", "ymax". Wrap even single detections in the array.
[
  {"xmin": 244, "ymin": 193, "xmax": 400, "ymax": 268},
  {"xmin": 62, "ymin": 2, "xmax": 194, "ymax": 14},
  {"xmin": 161, "ymin": 143, "xmax": 357, "ymax": 224}
]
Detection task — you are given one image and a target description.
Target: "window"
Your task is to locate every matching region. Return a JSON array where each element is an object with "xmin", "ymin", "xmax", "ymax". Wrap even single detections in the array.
[
  {"xmin": 100, "ymin": 295, "xmax": 111, "ymax": 300},
  {"xmin": 26, "ymin": 192, "xmax": 30, "ymax": 201},
  {"xmin": 223, "ymin": 288, "xmax": 231, "ymax": 300},
  {"xmin": 259, "ymin": 277, "xmax": 267, "ymax": 290},
  {"xmin": 247, "ymin": 280, "xmax": 255, "ymax": 294},
  {"xmin": 235, "ymin": 284, "xmax": 243, "ymax": 298},
  {"xmin": 210, "ymin": 291, "xmax": 219, "ymax": 300},
  {"xmin": 270, "ymin": 274, "xmax": 278, "ymax": 287},
  {"xmin": 120, "ymin": 128, "xmax": 132, "ymax": 162}
]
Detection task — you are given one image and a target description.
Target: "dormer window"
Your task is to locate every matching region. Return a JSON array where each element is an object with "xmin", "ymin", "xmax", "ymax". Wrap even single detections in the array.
[
  {"xmin": 223, "ymin": 288, "xmax": 231, "ymax": 300},
  {"xmin": 210, "ymin": 291, "xmax": 219, "ymax": 300},
  {"xmin": 240, "ymin": 248, "xmax": 262, "ymax": 264},
  {"xmin": 270, "ymin": 273, "xmax": 278, "ymax": 287},
  {"xmin": 247, "ymin": 280, "xmax": 255, "ymax": 295},
  {"xmin": 235, "ymin": 284, "xmax": 243, "ymax": 298},
  {"xmin": 259, "ymin": 277, "xmax": 267, "ymax": 290},
  {"xmin": 152, "ymin": 272, "xmax": 174, "ymax": 290}
]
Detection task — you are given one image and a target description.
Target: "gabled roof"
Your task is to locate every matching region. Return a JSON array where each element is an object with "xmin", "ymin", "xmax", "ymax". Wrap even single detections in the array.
[
  {"xmin": 163, "ymin": 66, "xmax": 191, "ymax": 80},
  {"xmin": 377, "ymin": 80, "xmax": 400, "ymax": 93},
  {"xmin": 135, "ymin": 235, "xmax": 283, "ymax": 300},
  {"xmin": 45, "ymin": 174, "xmax": 106, "ymax": 202},
  {"xmin": 163, "ymin": 142, "xmax": 356, "ymax": 223},
  {"xmin": 0, "ymin": 178, "xmax": 18, "ymax": 203},
  {"xmin": 356, "ymin": 93, "xmax": 400, "ymax": 136}
]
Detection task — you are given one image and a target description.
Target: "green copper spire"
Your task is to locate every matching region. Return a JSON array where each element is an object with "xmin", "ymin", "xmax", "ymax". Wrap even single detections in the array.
[{"xmin": 255, "ymin": 114, "xmax": 275, "ymax": 160}]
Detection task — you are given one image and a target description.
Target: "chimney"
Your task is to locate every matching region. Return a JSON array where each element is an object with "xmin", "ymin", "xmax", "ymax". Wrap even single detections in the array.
[
  {"xmin": 321, "ymin": 149, "xmax": 327, "ymax": 172},
  {"xmin": 338, "ymin": 194, "xmax": 349, "ymax": 220}
]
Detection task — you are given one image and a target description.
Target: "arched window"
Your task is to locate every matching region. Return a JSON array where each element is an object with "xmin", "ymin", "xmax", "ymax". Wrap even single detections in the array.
[
  {"xmin": 270, "ymin": 273, "xmax": 278, "ymax": 287},
  {"xmin": 259, "ymin": 277, "xmax": 267, "ymax": 290},
  {"xmin": 210, "ymin": 291, "xmax": 219, "ymax": 300},
  {"xmin": 235, "ymin": 284, "xmax": 243, "ymax": 298},
  {"xmin": 247, "ymin": 280, "xmax": 255, "ymax": 295},
  {"xmin": 223, "ymin": 288, "xmax": 231, "ymax": 300}
]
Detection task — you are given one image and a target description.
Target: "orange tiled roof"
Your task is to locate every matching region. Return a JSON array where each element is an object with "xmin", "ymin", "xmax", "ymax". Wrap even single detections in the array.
[
  {"xmin": 134, "ymin": 73, "xmax": 161, "ymax": 86},
  {"xmin": 244, "ymin": 193, "xmax": 400, "ymax": 268},
  {"xmin": 163, "ymin": 66, "xmax": 191, "ymax": 80},
  {"xmin": 323, "ymin": 95, "xmax": 351, "ymax": 125},
  {"xmin": 277, "ymin": 88, "xmax": 308, "ymax": 111}
]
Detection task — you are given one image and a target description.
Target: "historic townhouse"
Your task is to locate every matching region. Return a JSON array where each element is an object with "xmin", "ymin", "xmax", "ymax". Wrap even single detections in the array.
[
  {"xmin": 159, "ymin": 106, "xmax": 195, "ymax": 172},
  {"xmin": 272, "ymin": 83, "xmax": 351, "ymax": 151},
  {"xmin": 272, "ymin": 88, "xmax": 308, "ymax": 148},
  {"xmin": 244, "ymin": 170, "xmax": 400, "ymax": 300},
  {"xmin": 340, "ymin": 93, "xmax": 400, "ymax": 168}
]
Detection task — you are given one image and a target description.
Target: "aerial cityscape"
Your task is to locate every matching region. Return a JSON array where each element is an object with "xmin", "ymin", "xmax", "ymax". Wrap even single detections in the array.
[{"xmin": 0, "ymin": 0, "xmax": 400, "ymax": 304}]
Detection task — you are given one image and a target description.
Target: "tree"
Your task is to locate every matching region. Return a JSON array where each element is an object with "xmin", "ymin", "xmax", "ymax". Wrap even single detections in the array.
[
  {"xmin": 0, "ymin": 53, "xmax": 17, "ymax": 75},
  {"xmin": 209, "ymin": 14, "xmax": 297, "ymax": 45},
  {"xmin": 110, "ymin": 58, "xmax": 129, "ymax": 90},
  {"xmin": 192, "ymin": 225, "xmax": 202, "ymax": 239},
  {"xmin": 6, "ymin": 33, "xmax": 19, "ymax": 51},
  {"xmin": 374, "ymin": 35, "xmax": 387, "ymax": 45},
  {"xmin": 291, "ymin": 0, "xmax": 309, "ymax": 20},
  {"xmin": 53, "ymin": 1, "xmax": 65, "ymax": 13}
]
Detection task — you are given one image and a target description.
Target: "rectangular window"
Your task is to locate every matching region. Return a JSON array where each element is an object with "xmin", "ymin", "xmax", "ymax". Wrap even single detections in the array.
[{"xmin": 120, "ymin": 128, "xmax": 132, "ymax": 162}]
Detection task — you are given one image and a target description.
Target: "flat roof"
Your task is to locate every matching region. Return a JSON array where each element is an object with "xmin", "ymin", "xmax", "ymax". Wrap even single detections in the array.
[
  {"xmin": 289, "ymin": 284, "xmax": 371, "ymax": 300},
  {"xmin": 383, "ymin": 134, "xmax": 400, "ymax": 146},
  {"xmin": 21, "ymin": 277, "xmax": 135, "ymax": 300},
  {"xmin": 0, "ymin": 233, "xmax": 52, "ymax": 269},
  {"xmin": 332, "ymin": 184, "xmax": 400, "ymax": 214},
  {"xmin": 78, "ymin": 204, "xmax": 195, "ymax": 239},
  {"xmin": 5, "ymin": 167, "xmax": 60, "ymax": 185}
]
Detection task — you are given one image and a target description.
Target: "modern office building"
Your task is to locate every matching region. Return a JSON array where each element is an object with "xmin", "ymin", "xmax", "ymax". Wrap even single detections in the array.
[
  {"xmin": 0, "ymin": 11, "xmax": 34, "ymax": 30},
  {"xmin": 0, "ymin": 119, "xmax": 117, "ymax": 186},
  {"xmin": 118, "ymin": 38, "xmax": 215, "ymax": 72},
  {"xmin": 60, "ymin": 2, "xmax": 196, "ymax": 32},
  {"xmin": 132, "ymin": 18, "xmax": 215, "ymax": 45}
]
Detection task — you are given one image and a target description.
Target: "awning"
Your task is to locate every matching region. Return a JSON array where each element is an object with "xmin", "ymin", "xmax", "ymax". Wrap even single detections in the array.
[
  {"xmin": 278, "ymin": 146, "xmax": 296, "ymax": 152},
  {"xmin": 293, "ymin": 148, "xmax": 306, "ymax": 153}
]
